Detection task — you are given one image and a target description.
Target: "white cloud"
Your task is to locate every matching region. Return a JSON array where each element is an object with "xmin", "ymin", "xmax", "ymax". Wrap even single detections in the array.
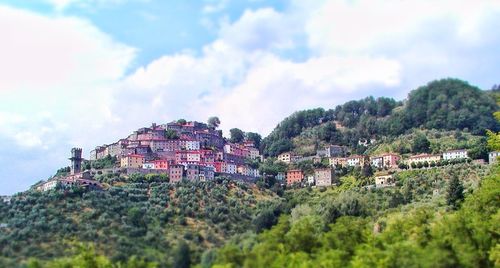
[{"xmin": 0, "ymin": 4, "xmax": 135, "ymax": 194}]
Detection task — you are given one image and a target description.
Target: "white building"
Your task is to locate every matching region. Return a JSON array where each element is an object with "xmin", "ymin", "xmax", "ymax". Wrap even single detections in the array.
[
  {"xmin": 489, "ymin": 151, "xmax": 500, "ymax": 164},
  {"xmin": 185, "ymin": 140, "xmax": 200, "ymax": 151},
  {"xmin": 306, "ymin": 175, "xmax": 315, "ymax": 185},
  {"xmin": 375, "ymin": 174, "xmax": 395, "ymax": 188},
  {"xmin": 142, "ymin": 163, "xmax": 155, "ymax": 169},
  {"xmin": 37, "ymin": 180, "xmax": 58, "ymax": 192},
  {"xmin": 443, "ymin": 149, "xmax": 468, "ymax": 160},
  {"xmin": 249, "ymin": 148, "xmax": 260, "ymax": 159},
  {"xmin": 226, "ymin": 163, "xmax": 237, "ymax": 174}
]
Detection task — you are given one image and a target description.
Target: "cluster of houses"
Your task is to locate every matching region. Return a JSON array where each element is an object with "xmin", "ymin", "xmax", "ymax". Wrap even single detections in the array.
[
  {"xmin": 101, "ymin": 121, "xmax": 261, "ymax": 182},
  {"xmin": 276, "ymin": 145, "xmax": 490, "ymax": 188}
]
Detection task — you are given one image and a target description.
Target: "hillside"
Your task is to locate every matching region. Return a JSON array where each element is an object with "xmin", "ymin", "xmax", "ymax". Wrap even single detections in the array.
[
  {"xmin": 0, "ymin": 178, "xmax": 280, "ymax": 267},
  {"xmin": 262, "ymin": 78, "xmax": 499, "ymax": 156}
]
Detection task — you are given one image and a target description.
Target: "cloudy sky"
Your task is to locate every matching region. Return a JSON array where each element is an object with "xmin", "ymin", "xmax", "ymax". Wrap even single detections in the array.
[{"xmin": 1, "ymin": 0, "xmax": 500, "ymax": 194}]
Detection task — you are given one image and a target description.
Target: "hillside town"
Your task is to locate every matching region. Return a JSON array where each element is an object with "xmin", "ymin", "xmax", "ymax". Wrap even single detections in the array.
[{"xmin": 34, "ymin": 120, "xmax": 500, "ymax": 193}]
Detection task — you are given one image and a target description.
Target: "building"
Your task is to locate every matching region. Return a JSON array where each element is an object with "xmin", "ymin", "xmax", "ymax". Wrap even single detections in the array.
[
  {"xmin": 199, "ymin": 166, "xmax": 215, "ymax": 181},
  {"xmin": 37, "ymin": 180, "xmax": 58, "ymax": 192},
  {"xmin": 443, "ymin": 149, "xmax": 468, "ymax": 160},
  {"xmin": 276, "ymin": 173, "xmax": 285, "ymax": 182},
  {"xmin": 407, "ymin": 154, "xmax": 441, "ymax": 166},
  {"xmin": 153, "ymin": 159, "xmax": 169, "ymax": 169},
  {"xmin": 286, "ymin": 169, "xmax": 304, "ymax": 185},
  {"xmin": 489, "ymin": 151, "xmax": 500, "ymax": 164},
  {"xmin": 347, "ymin": 155, "xmax": 366, "ymax": 167},
  {"xmin": 214, "ymin": 161, "xmax": 227, "ymax": 173},
  {"xmin": 370, "ymin": 156, "xmax": 384, "ymax": 168},
  {"xmin": 186, "ymin": 164, "xmax": 200, "ymax": 180},
  {"xmin": 226, "ymin": 163, "xmax": 237, "ymax": 174},
  {"xmin": 278, "ymin": 152, "xmax": 297, "ymax": 164},
  {"xmin": 143, "ymin": 163, "xmax": 155, "ymax": 169},
  {"xmin": 248, "ymin": 147, "xmax": 260, "ymax": 159},
  {"xmin": 314, "ymin": 168, "xmax": 333, "ymax": 187},
  {"xmin": 319, "ymin": 145, "xmax": 346, "ymax": 157},
  {"xmin": 69, "ymin": 148, "xmax": 83, "ymax": 175},
  {"xmin": 169, "ymin": 165, "xmax": 184, "ymax": 183},
  {"xmin": 329, "ymin": 157, "xmax": 347, "ymax": 168},
  {"xmin": 375, "ymin": 174, "xmax": 395, "ymax": 188},
  {"xmin": 306, "ymin": 175, "xmax": 315, "ymax": 186},
  {"xmin": 381, "ymin": 153, "xmax": 401, "ymax": 168},
  {"xmin": 121, "ymin": 154, "xmax": 145, "ymax": 168},
  {"xmin": 1, "ymin": 196, "xmax": 11, "ymax": 204}
]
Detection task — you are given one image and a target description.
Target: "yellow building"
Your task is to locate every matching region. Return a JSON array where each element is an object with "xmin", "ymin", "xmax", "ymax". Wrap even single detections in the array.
[
  {"xmin": 406, "ymin": 154, "xmax": 441, "ymax": 166},
  {"xmin": 120, "ymin": 154, "xmax": 145, "ymax": 168}
]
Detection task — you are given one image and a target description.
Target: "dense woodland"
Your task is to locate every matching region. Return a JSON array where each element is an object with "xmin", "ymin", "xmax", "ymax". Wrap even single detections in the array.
[
  {"xmin": 262, "ymin": 78, "xmax": 499, "ymax": 156},
  {"xmin": 0, "ymin": 78, "xmax": 499, "ymax": 267}
]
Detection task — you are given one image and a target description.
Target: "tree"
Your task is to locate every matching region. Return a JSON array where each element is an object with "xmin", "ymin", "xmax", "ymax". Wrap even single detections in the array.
[
  {"xmin": 173, "ymin": 241, "xmax": 191, "ymax": 268},
  {"xmin": 164, "ymin": 129, "xmax": 179, "ymax": 139},
  {"xmin": 412, "ymin": 134, "xmax": 430, "ymax": 153},
  {"xmin": 207, "ymin": 116, "xmax": 221, "ymax": 129},
  {"xmin": 177, "ymin": 119, "xmax": 187, "ymax": 124},
  {"xmin": 447, "ymin": 176, "xmax": 464, "ymax": 210},
  {"xmin": 245, "ymin": 132, "xmax": 262, "ymax": 148},
  {"xmin": 229, "ymin": 128, "xmax": 245, "ymax": 143}
]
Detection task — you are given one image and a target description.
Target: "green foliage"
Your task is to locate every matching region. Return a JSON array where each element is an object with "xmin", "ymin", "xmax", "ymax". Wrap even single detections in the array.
[
  {"xmin": 447, "ymin": 176, "xmax": 464, "ymax": 210},
  {"xmin": 177, "ymin": 119, "xmax": 187, "ymax": 124},
  {"xmin": 245, "ymin": 132, "xmax": 262, "ymax": 149},
  {"xmin": 173, "ymin": 241, "xmax": 191, "ymax": 268},
  {"xmin": 412, "ymin": 133, "xmax": 431, "ymax": 153},
  {"xmin": 0, "ymin": 179, "xmax": 277, "ymax": 267},
  {"xmin": 91, "ymin": 155, "xmax": 117, "ymax": 170},
  {"xmin": 213, "ymin": 165, "xmax": 499, "ymax": 267},
  {"xmin": 229, "ymin": 128, "xmax": 245, "ymax": 143},
  {"xmin": 165, "ymin": 129, "xmax": 180, "ymax": 139}
]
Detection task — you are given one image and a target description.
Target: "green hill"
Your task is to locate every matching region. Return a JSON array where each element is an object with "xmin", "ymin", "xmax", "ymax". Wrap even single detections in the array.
[{"xmin": 262, "ymin": 78, "xmax": 499, "ymax": 156}]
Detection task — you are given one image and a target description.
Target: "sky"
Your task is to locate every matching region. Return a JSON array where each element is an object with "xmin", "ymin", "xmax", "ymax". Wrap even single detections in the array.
[{"xmin": 1, "ymin": 0, "xmax": 500, "ymax": 195}]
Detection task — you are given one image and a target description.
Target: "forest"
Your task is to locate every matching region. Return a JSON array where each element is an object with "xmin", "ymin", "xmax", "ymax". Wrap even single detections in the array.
[{"xmin": 262, "ymin": 78, "xmax": 499, "ymax": 156}]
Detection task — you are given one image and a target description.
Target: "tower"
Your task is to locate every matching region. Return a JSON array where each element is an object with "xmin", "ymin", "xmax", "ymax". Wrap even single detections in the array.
[{"xmin": 69, "ymin": 148, "xmax": 83, "ymax": 175}]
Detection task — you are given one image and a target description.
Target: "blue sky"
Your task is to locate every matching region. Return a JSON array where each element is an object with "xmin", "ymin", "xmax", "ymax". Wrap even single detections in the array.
[{"xmin": 1, "ymin": 0, "xmax": 500, "ymax": 195}]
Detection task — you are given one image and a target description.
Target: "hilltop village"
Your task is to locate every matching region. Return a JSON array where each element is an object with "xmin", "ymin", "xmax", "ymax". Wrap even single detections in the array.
[{"xmin": 34, "ymin": 119, "xmax": 500, "ymax": 193}]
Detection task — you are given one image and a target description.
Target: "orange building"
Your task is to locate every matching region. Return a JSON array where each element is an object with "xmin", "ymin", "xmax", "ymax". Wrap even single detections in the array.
[{"xmin": 286, "ymin": 169, "xmax": 304, "ymax": 185}]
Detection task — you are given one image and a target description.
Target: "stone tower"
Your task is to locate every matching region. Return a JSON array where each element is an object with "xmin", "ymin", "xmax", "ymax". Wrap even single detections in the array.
[{"xmin": 69, "ymin": 148, "xmax": 83, "ymax": 175}]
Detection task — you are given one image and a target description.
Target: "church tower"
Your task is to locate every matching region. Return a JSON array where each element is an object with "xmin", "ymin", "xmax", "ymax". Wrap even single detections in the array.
[{"xmin": 69, "ymin": 148, "xmax": 83, "ymax": 175}]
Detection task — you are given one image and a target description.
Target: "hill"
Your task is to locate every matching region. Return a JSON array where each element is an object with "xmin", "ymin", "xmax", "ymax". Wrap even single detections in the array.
[
  {"xmin": 0, "ymin": 178, "xmax": 281, "ymax": 267},
  {"xmin": 262, "ymin": 78, "xmax": 499, "ymax": 156}
]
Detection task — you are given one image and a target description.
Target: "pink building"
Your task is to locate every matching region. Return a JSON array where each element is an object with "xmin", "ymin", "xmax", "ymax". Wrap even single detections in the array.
[{"xmin": 381, "ymin": 153, "xmax": 401, "ymax": 168}]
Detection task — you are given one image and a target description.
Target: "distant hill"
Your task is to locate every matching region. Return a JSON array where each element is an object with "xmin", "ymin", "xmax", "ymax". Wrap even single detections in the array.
[{"xmin": 262, "ymin": 78, "xmax": 499, "ymax": 156}]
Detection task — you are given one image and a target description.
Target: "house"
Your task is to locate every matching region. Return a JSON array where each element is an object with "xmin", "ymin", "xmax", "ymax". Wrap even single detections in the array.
[
  {"xmin": 489, "ymin": 151, "xmax": 500, "ymax": 164},
  {"xmin": 37, "ymin": 180, "xmax": 58, "ymax": 192},
  {"xmin": 226, "ymin": 163, "xmax": 237, "ymax": 174},
  {"xmin": 153, "ymin": 159, "xmax": 169, "ymax": 169},
  {"xmin": 183, "ymin": 139, "xmax": 201, "ymax": 151},
  {"xmin": 286, "ymin": 169, "xmax": 304, "ymax": 185},
  {"xmin": 443, "ymin": 149, "xmax": 468, "ymax": 160},
  {"xmin": 329, "ymin": 157, "xmax": 347, "ymax": 168},
  {"xmin": 278, "ymin": 152, "xmax": 298, "ymax": 164},
  {"xmin": 407, "ymin": 154, "xmax": 441, "ymax": 166},
  {"xmin": 347, "ymin": 155, "xmax": 366, "ymax": 167},
  {"xmin": 370, "ymin": 156, "xmax": 384, "ymax": 168},
  {"xmin": 120, "ymin": 154, "xmax": 145, "ymax": 168},
  {"xmin": 248, "ymin": 147, "xmax": 260, "ymax": 159},
  {"xmin": 199, "ymin": 166, "xmax": 215, "ymax": 181},
  {"xmin": 381, "ymin": 153, "xmax": 401, "ymax": 168},
  {"xmin": 375, "ymin": 174, "xmax": 395, "ymax": 188},
  {"xmin": 314, "ymin": 168, "xmax": 333, "ymax": 187},
  {"xmin": 169, "ymin": 165, "xmax": 184, "ymax": 183},
  {"xmin": 186, "ymin": 164, "xmax": 200, "ymax": 180},
  {"xmin": 214, "ymin": 161, "xmax": 227, "ymax": 173},
  {"xmin": 276, "ymin": 173, "xmax": 285, "ymax": 181},
  {"xmin": 306, "ymin": 175, "xmax": 315, "ymax": 186},
  {"xmin": 320, "ymin": 145, "xmax": 346, "ymax": 157},
  {"xmin": 142, "ymin": 163, "xmax": 155, "ymax": 169}
]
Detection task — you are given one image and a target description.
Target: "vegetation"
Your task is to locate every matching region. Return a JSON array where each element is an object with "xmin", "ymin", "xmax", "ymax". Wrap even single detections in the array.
[
  {"xmin": 262, "ymin": 78, "xmax": 499, "ymax": 156},
  {"xmin": 0, "ymin": 178, "xmax": 280, "ymax": 267}
]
